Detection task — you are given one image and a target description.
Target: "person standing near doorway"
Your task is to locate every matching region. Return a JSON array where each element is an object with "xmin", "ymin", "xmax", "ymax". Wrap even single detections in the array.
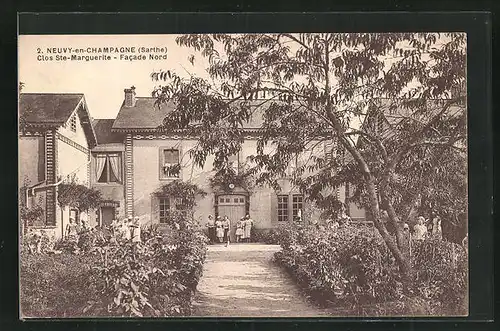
[
  {"xmin": 223, "ymin": 215, "xmax": 231, "ymax": 247},
  {"xmin": 215, "ymin": 216, "xmax": 224, "ymax": 243},
  {"xmin": 235, "ymin": 217, "xmax": 244, "ymax": 243},
  {"xmin": 243, "ymin": 214, "xmax": 254, "ymax": 243},
  {"xmin": 206, "ymin": 215, "xmax": 216, "ymax": 244}
]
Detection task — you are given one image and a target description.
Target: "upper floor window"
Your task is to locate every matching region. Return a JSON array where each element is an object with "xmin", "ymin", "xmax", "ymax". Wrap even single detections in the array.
[
  {"xmin": 95, "ymin": 153, "xmax": 122, "ymax": 183},
  {"xmin": 161, "ymin": 148, "xmax": 180, "ymax": 179},
  {"xmin": 69, "ymin": 114, "xmax": 77, "ymax": 132}
]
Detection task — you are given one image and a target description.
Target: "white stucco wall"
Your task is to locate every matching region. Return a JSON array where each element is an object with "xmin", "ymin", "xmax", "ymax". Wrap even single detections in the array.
[
  {"xmin": 19, "ymin": 136, "xmax": 44, "ymax": 187},
  {"xmin": 130, "ymin": 137, "xmax": 329, "ymax": 228},
  {"xmin": 57, "ymin": 139, "xmax": 89, "ymax": 184},
  {"xmin": 57, "ymin": 108, "xmax": 89, "ymax": 148}
]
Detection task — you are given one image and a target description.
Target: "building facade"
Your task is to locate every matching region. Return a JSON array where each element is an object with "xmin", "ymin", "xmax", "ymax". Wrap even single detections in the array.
[
  {"xmin": 94, "ymin": 87, "xmax": 365, "ymax": 233},
  {"xmin": 19, "ymin": 88, "xmax": 366, "ymax": 239},
  {"xmin": 19, "ymin": 93, "xmax": 98, "ymax": 238}
]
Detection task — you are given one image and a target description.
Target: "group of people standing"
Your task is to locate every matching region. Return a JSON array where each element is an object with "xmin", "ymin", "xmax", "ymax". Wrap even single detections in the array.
[
  {"xmin": 65, "ymin": 214, "xmax": 93, "ymax": 243},
  {"xmin": 206, "ymin": 214, "xmax": 254, "ymax": 246},
  {"xmin": 407, "ymin": 214, "xmax": 443, "ymax": 241},
  {"xmin": 110, "ymin": 216, "xmax": 142, "ymax": 243},
  {"xmin": 64, "ymin": 215, "xmax": 142, "ymax": 244}
]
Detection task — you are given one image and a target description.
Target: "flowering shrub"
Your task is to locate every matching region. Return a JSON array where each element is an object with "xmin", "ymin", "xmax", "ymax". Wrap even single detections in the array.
[
  {"xmin": 84, "ymin": 214, "xmax": 208, "ymax": 317},
  {"xmin": 20, "ymin": 229, "xmax": 56, "ymax": 254},
  {"xmin": 20, "ymin": 215, "xmax": 208, "ymax": 317},
  {"xmin": 250, "ymin": 228, "xmax": 281, "ymax": 244},
  {"xmin": 20, "ymin": 252, "xmax": 99, "ymax": 317},
  {"xmin": 274, "ymin": 224, "xmax": 402, "ymax": 307},
  {"xmin": 411, "ymin": 238, "xmax": 468, "ymax": 315},
  {"xmin": 274, "ymin": 224, "xmax": 467, "ymax": 315}
]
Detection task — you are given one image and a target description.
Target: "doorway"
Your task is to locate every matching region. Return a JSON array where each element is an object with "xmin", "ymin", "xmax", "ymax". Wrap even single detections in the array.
[
  {"xmin": 100, "ymin": 206, "xmax": 115, "ymax": 227},
  {"xmin": 217, "ymin": 194, "xmax": 247, "ymax": 241}
]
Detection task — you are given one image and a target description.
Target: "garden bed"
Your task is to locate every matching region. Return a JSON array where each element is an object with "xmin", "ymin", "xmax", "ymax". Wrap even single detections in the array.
[
  {"xmin": 20, "ymin": 223, "xmax": 208, "ymax": 318},
  {"xmin": 272, "ymin": 224, "xmax": 468, "ymax": 316}
]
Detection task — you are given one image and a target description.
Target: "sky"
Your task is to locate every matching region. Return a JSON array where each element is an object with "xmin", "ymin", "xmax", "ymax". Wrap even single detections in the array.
[
  {"xmin": 19, "ymin": 33, "xmax": 460, "ymax": 121},
  {"xmin": 19, "ymin": 34, "xmax": 211, "ymax": 119}
]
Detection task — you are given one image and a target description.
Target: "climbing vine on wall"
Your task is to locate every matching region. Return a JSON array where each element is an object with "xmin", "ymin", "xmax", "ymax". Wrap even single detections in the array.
[
  {"xmin": 58, "ymin": 182, "xmax": 102, "ymax": 211},
  {"xmin": 153, "ymin": 180, "xmax": 206, "ymax": 210},
  {"xmin": 209, "ymin": 163, "xmax": 256, "ymax": 193}
]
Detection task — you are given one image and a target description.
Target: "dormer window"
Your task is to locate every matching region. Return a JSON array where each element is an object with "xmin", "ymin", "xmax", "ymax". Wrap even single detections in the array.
[{"xmin": 69, "ymin": 114, "xmax": 77, "ymax": 132}]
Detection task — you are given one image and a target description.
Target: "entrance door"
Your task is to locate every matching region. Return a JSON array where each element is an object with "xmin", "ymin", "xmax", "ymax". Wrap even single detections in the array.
[
  {"xmin": 218, "ymin": 194, "xmax": 246, "ymax": 241},
  {"xmin": 101, "ymin": 207, "xmax": 115, "ymax": 227}
]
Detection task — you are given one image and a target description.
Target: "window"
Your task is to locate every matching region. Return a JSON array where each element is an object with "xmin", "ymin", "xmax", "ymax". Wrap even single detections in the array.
[
  {"xmin": 159, "ymin": 197, "xmax": 171, "ymax": 223},
  {"xmin": 70, "ymin": 114, "xmax": 77, "ymax": 132},
  {"xmin": 161, "ymin": 148, "xmax": 180, "ymax": 178},
  {"xmin": 292, "ymin": 194, "xmax": 304, "ymax": 221},
  {"xmin": 95, "ymin": 153, "xmax": 122, "ymax": 183},
  {"xmin": 158, "ymin": 196, "xmax": 187, "ymax": 223},
  {"xmin": 218, "ymin": 195, "xmax": 245, "ymax": 205},
  {"xmin": 277, "ymin": 195, "xmax": 289, "ymax": 222}
]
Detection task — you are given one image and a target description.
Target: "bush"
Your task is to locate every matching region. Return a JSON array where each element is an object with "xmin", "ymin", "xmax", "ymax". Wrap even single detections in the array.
[
  {"xmin": 20, "ymin": 252, "xmax": 99, "ymax": 318},
  {"xmin": 274, "ymin": 223, "xmax": 401, "ymax": 308},
  {"xmin": 411, "ymin": 238, "xmax": 468, "ymax": 315},
  {"xmin": 273, "ymin": 224, "xmax": 467, "ymax": 315},
  {"xmin": 84, "ymin": 213, "xmax": 208, "ymax": 317},
  {"xmin": 20, "ymin": 214, "xmax": 208, "ymax": 317},
  {"xmin": 250, "ymin": 228, "xmax": 280, "ymax": 244}
]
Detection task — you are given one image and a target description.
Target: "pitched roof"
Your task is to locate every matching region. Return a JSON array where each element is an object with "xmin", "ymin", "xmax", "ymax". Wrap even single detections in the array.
[
  {"xmin": 20, "ymin": 93, "xmax": 98, "ymax": 147},
  {"xmin": 112, "ymin": 97, "xmax": 274, "ymax": 132},
  {"xmin": 359, "ymin": 98, "xmax": 465, "ymax": 142},
  {"xmin": 92, "ymin": 119, "xmax": 124, "ymax": 144},
  {"xmin": 19, "ymin": 93, "xmax": 84, "ymax": 125}
]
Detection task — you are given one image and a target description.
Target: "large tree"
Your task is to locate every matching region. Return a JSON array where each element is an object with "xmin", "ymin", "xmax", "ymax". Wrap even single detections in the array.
[{"xmin": 152, "ymin": 33, "xmax": 466, "ymax": 278}]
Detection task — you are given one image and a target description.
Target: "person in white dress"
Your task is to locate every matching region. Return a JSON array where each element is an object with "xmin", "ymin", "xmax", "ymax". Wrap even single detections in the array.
[
  {"xmin": 431, "ymin": 215, "xmax": 443, "ymax": 240},
  {"xmin": 130, "ymin": 216, "xmax": 141, "ymax": 243},
  {"xmin": 243, "ymin": 215, "xmax": 254, "ymax": 243},
  {"xmin": 235, "ymin": 217, "xmax": 244, "ymax": 243},
  {"xmin": 413, "ymin": 216, "xmax": 428, "ymax": 241}
]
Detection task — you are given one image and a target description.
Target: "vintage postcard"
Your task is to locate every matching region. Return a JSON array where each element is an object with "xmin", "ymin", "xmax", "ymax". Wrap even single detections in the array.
[{"xmin": 18, "ymin": 32, "xmax": 468, "ymax": 318}]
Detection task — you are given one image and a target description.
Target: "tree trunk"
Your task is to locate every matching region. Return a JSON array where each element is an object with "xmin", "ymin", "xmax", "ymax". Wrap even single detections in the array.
[{"xmin": 366, "ymin": 180, "xmax": 411, "ymax": 277}]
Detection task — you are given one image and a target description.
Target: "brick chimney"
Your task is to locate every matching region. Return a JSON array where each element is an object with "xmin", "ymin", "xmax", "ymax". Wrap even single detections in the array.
[{"xmin": 124, "ymin": 86, "xmax": 136, "ymax": 107}]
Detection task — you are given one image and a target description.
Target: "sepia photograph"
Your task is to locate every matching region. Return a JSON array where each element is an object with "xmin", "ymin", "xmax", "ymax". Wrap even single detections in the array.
[{"xmin": 18, "ymin": 32, "xmax": 468, "ymax": 318}]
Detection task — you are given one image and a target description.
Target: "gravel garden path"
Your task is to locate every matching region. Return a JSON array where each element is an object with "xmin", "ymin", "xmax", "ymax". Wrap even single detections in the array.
[{"xmin": 192, "ymin": 243, "xmax": 330, "ymax": 317}]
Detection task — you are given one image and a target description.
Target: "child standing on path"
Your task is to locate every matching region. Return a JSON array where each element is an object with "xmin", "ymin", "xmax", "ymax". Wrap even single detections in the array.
[{"xmin": 235, "ymin": 217, "xmax": 244, "ymax": 243}]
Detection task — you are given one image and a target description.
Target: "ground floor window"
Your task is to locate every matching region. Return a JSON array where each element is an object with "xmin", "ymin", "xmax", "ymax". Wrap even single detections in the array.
[
  {"xmin": 158, "ymin": 196, "xmax": 189, "ymax": 223},
  {"xmin": 292, "ymin": 195, "xmax": 303, "ymax": 221},
  {"xmin": 159, "ymin": 197, "xmax": 171, "ymax": 223},
  {"xmin": 276, "ymin": 193, "xmax": 304, "ymax": 222},
  {"xmin": 277, "ymin": 195, "xmax": 289, "ymax": 222}
]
